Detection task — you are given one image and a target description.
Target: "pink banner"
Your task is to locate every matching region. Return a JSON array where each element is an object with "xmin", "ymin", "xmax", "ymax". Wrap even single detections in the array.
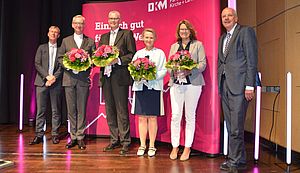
[{"xmin": 83, "ymin": 0, "xmax": 220, "ymax": 154}]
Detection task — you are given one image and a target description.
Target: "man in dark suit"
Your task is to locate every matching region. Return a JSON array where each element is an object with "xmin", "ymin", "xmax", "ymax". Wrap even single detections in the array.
[
  {"xmin": 58, "ymin": 15, "xmax": 95, "ymax": 150},
  {"xmin": 218, "ymin": 8, "xmax": 258, "ymax": 171},
  {"xmin": 29, "ymin": 26, "xmax": 63, "ymax": 145},
  {"xmin": 99, "ymin": 10, "xmax": 136, "ymax": 155}
]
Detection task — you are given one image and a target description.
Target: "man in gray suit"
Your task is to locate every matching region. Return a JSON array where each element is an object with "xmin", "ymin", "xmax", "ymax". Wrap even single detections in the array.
[
  {"xmin": 218, "ymin": 8, "xmax": 258, "ymax": 171},
  {"xmin": 29, "ymin": 26, "xmax": 63, "ymax": 145},
  {"xmin": 99, "ymin": 10, "xmax": 136, "ymax": 155},
  {"xmin": 58, "ymin": 15, "xmax": 95, "ymax": 150}
]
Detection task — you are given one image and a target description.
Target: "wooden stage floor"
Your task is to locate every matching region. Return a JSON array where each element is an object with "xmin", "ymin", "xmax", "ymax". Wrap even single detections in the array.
[{"xmin": 0, "ymin": 124, "xmax": 299, "ymax": 173}]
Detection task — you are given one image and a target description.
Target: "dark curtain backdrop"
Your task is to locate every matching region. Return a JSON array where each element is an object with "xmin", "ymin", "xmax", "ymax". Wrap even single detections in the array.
[{"xmin": 0, "ymin": 0, "xmax": 121, "ymax": 124}]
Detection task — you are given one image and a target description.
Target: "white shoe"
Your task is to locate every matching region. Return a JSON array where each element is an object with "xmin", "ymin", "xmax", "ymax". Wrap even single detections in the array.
[
  {"xmin": 147, "ymin": 147, "xmax": 157, "ymax": 157},
  {"xmin": 137, "ymin": 146, "xmax": 146, "ymax": 156}
]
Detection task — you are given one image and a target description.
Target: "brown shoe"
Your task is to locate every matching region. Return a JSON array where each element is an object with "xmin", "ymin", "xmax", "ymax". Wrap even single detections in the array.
[
  {"xmin": 180, "ymin": 147, "xmax": 191, "ymax": 161},
  {"xmin": 169, "ymin": 147, "xmax": 179, "ymax": 160}
]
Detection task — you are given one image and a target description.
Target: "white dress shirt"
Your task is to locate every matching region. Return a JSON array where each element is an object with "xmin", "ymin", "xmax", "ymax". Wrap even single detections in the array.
[
  {"xmin": 74, "ymin": 33, "xmax": 83, "ymax": 48},
  {"xmin": 48, "ymin": 42, "xmax": 57, "ymax": 75}
]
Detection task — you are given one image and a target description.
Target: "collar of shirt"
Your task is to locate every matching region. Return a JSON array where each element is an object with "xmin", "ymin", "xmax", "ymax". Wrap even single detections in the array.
[
  {"xmin": 143, "ymin": 47, "xmax": 157, "ymax": 59},
  {"xmin": 74, "ymin": 33, "xmax": 83, "ymax": 40},
  {"xmin": 110, "ymin": 28, "xmax": 120, "ymax": 34},
  {"xmin": 48, "ymin": 42, "xmax": 57, "ymax": 48},
  {"xmin": 227, "ymin": 23, "xmax": 237, "ymax": 35}
]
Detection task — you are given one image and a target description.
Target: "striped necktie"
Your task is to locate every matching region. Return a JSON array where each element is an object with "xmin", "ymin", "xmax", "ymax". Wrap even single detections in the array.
[{"xmin": 224, "ymin": 33, "xmax": 231, "ymax": 54}]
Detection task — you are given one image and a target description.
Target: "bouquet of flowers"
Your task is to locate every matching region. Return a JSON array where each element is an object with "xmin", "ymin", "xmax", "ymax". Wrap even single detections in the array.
[
  {"xmin": 165, "ymin": 50, "xmax": 198, "ymax": 70},
  {"xmin": 91, "ymin": 45, "xmax": 119, "ymax": 67},
  {"xmin": 63, "ymin": 48, "xmax": 92, "ymax": 72},
  {"xmin": 128, "ymin": 57, "xmax": 156, "ymax": 81}
]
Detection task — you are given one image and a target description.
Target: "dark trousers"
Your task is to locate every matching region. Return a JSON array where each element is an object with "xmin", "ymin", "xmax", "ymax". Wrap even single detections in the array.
[
  {"xmin": 103, "ymin": 75, "xmax": 131, "ymax": 146},
  {"xmin": 221, "ymin": 75, "xmax": 248, "ymax": 165},
  {"xmin": 35, "ymin": 85, "xmax": 62, "ymax": 137},
  {"xmin": 64, "ymin": 85, "xmax": 89, "ymax": 140}
]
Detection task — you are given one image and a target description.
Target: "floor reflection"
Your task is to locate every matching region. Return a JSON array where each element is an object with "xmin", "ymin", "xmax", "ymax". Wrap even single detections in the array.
[
  {"xmin": 66, "ymin": 149, "xmax": 72, "ymax": 172},
  {"xmin": 18, "ymin": 134, "xmax": 24, "ymax": 173},
  {"xmin": 43, "ymin": 135, "xmax": 47, "ymax": 160}
]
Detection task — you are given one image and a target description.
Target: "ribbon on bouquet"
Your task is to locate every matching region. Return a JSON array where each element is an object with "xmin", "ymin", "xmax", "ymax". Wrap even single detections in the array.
[{"xmin": 175, "ymin": 77, "xmax": 187, "ymax": 84}]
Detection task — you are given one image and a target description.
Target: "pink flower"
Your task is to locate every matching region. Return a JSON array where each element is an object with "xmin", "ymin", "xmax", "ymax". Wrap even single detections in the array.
[
  {"xmin": 69, "ymin": 55, "xmax": 76, "ymax": 62},
  {"xmin": 71, "ymin": 48, "xmax": 77, "ymax": 52},
  {"xmin": 104, "ymin": 46, "xmax": 112, "ymax": 53},
  {"xmin": 173, "ymin": 54, "xmax": 180, "ymax": 61},
  {"xmin": 133, "ymin": 58, "xmax": 141, "ymax": 67},
  {"xmin": 75, "ymin": 53, "xmax": 81, "ymax": 59},
  {"xmin": 81, "ymin": 57, "xmax": 87, "ymax": 62},
  {"xmin": 144, "ymin": 63, "xmax": 149, "ymax": 70},
  {"xmin": 95, "ymin": 50, "xmax": 103, "ymax": 57},
  {"xmin": 100, "ymin": 45, "xmax": 106, "ymax": 50},
  {"xmin": 102, "ymin": 53, "xmax": 108, "ymax": 58},
  {"xmin": 77, "ymin": 49, "xmax": 83, "ymax": 54},
  {"xmin": 149, "ymin": 62, "xmax": 155, "ymax": 66},
  {"xmin": 140, "ymin": 58, "xmax": 148, "ymax": 64}
]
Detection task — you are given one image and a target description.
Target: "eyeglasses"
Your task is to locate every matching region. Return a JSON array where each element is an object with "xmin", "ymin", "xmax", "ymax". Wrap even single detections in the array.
[
  {"xmin": 73, "ymin": 22, "xmax": 84, "ymax": 26},
  {"xmin": 180, "ymin": 28, "xmax": 189, "ymax": 31},
  {"xmin": 109, "ymin": 18, "xmax": 120, "ymax": 21}
]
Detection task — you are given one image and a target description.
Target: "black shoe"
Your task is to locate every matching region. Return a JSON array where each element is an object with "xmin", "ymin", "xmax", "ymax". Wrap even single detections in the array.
[
  {"xmin": 119, "ymin": 145, "xmax": 129, "ymax": 155},
  {"xmin": 78, "ymin": 140, "xmax": 86, "ymax": 150},
  {"xmin": 220, "ymin": 161, "xmax": 247, "ymax": 171},
  {"xmin": 220, "ymin": 161, "xmax": 231, "ymax": 171},
  {"xmin": 103, "ymin": 143, "xmax": 121, "ymax": 152},
  {"xmin": 52, "ymin": 136, "xmax": 60, "ymax": 144},
  {"xmin": 65, "ymin": 140, "xmax": 77, "ymax": 149},
  {"xmin": 29, "ymin": 136, "xmax": 43, "ymax": 145}
]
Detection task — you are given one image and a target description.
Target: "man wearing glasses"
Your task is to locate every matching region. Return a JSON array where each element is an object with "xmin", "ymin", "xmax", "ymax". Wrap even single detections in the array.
[
  {"xmin": 58, "ymin": 15, "xmax": 95, "ymax": 150},
  {"xmin": 99, "ymin": 10, "xmax": 136, "ymax": 155}
]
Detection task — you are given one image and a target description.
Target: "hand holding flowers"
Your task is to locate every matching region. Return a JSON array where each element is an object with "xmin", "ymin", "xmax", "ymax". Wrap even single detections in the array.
[
  {"xmin": 165, "ymin": 50, "xmax": 198, "ymax": 80},
  {"xmin": 165, "ymin": 50, "xmax": 198, "ymax": 71},
  {"xmin": 128, "ymin": 57, "xmax": 156, "ymax": 81},
  {"xmin": 62, "ymin": 48, "xmax": 92, "ymax": 72},
  {"xmin": 173, "ymin": 69, "xmax": 191, "ymax": 79},
  {"xmin": 91, "ymin": 45, "xmax": 119, "ymax": 67}
]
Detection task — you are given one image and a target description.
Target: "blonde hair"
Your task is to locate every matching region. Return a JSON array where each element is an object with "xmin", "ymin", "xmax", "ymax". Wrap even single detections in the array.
[{"xmin": 142, "ymin": 28, "xmax": 157, "ymax": 40}]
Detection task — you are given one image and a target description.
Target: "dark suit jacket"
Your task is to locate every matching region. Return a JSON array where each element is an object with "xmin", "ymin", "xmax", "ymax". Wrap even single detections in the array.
[
  {"xmin": 58, "ymin": 35, "xmax": 95, "ymax": 87},
  {"xmin": 34, "ymin": 43, "xmax": 62, "ymax": 87},
  {"xmin": 98, "ymin": 28, "xmax": 136, "ymax": 86},
  {"xmin": 218, "ymin": 24, "xmax": 258, "ymax": 95}
]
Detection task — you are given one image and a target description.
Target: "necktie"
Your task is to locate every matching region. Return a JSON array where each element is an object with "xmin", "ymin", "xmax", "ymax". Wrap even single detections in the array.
[
  {"xmin": 49, "ymin": 46, "xmax": 54, "ymax": 75},
  {"xmin": 224, "ymin": 33, "xmax": 231, "ymax": 54}
]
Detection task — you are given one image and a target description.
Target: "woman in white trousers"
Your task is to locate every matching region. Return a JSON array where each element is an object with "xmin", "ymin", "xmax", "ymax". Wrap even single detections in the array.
[{"xmin": 168, "ymin": 20, "xmax": 206, "ymax": 161}]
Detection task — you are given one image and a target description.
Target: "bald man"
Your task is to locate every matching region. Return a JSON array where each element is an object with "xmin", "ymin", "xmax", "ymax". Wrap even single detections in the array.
[{"xmin": 218, "ymin": 8, "xmax": 258, "ymax": 171}]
